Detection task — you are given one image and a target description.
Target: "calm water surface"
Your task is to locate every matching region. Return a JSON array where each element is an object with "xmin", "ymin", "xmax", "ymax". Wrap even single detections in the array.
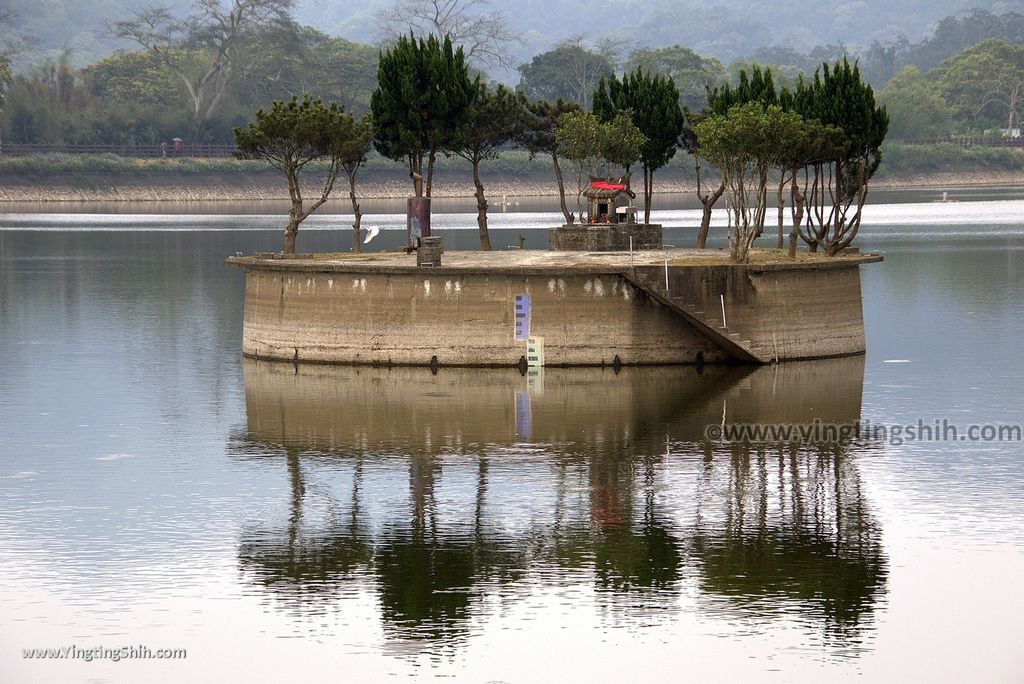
[{"xmin": 1, "ymin": 193, "xmax": 1023, "ymax": 682}]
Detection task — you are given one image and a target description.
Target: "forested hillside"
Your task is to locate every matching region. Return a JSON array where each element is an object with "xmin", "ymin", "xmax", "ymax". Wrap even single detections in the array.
[
  {"xmin": 6, "ymin": 0, "xmax": 1024, "ymax": 68},
  {"xmin": 3, "ymin": 0, "xmax": 1024, "ymax": 150}
]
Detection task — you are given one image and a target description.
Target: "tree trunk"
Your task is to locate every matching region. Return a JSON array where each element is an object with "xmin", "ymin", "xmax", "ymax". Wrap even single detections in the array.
[
  {"xmin": 473, "ymin": 160, "xmax": 491, "ymax": 251},
  {"xmin": 788, "ymin": 171, "xmax": 804, "ymax": 259},
  {"xmin": 643, "ymin": 163, "xmax": 652, "ymax": 224},
  {"xmin": 349, "ymin": 171, "xmax": 362, "ymax": 254},
  {"xmin": 697, "ymin": 204, "xmax": 713, "ymax": 249},
  {"xmin": 283, "ymin": 169, "xmax": 304, "ymax": 255},
  {"xmin": 552, "ymin": 153, "xmax": 572, "ymax": 224},
  {"xmin": 409, "ymin": 153, "xmax": 423, "ymax": 197},
  {"xmin": 696, "ymin": 180, "xmax": 726, "ymax": 249},
  {"xmin": 426, "ymin": 148, "xmax": 436, "ymax": 198},
  {"xmin": 776, "ymin": 170, "xmax": 786, "ymax": 249},
  {"xmin": 283, "ymin": 215, "xmax": 300, "ymax": 255}
]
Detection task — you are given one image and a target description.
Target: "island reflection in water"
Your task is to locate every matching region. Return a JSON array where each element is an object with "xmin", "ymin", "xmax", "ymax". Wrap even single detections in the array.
[{"xmin": 231, "ymin": 357, "xmax": 886, "ymax": 652}]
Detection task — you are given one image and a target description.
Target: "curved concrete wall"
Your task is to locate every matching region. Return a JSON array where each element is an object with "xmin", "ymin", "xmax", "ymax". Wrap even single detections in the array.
[
  {"xmin": 237, "ymin": 260, "xmax": 870, "ymax": 366},
  {"xmin": 241, "ymin": 268, "xmax": 728, "ymax": 366},
  {"xmin": 633, "ymin": 262, "xmax": 868, "ymax": 361}
]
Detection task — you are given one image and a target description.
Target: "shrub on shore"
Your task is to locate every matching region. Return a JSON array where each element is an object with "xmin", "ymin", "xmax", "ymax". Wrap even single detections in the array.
[{"xmin": 877, "ymin": 142, "xmax": 1024, "ymax": 176}]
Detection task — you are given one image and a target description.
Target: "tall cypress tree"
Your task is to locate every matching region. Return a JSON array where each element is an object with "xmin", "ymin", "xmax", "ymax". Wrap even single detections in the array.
[
  {"xmin": 789, "ymin": 58, "xmax": 889, "ymax": 255},
  {"xmin": 593, "ymin": 69, "xmax": 685, "ymax": 223},
  {"xmin": 707, "ymin": 65, "xmax": 778, "ymax": 115},
  {"xmin": 371, "ymin": 33, "xmax": 477, "ymax": 197}
]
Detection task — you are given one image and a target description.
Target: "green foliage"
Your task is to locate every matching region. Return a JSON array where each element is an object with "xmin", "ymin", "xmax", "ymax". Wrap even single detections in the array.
[
  {"xmin": 694, "ymin": 102, "xmax": 807, "ymax": 261},
  {"xmin": 878, "ymin": 142, "xmax": 1024, "ymax": 176},
  {"xmin": 901, "ymin": 9, "xmax": 1024, "ymax": 72},
  {"xmin": 557, "ymin": 110, "xmax": 645, "ymax": 175},
  {"xmin": 0, "ymin": 54, "xmax": 85, "ymax": 144},
  {"xmin": 234, "ymin": 95, "xmax": 350, "ymax": 169},
  {"xmin": 454, "ymin": 83, "xmax": 528, "ymax": 249},
  {"xmin": 455, "ymin": 84, "xmax": 527, "ymax": 164},
  {"xmin": 601, "ymin": 112, "xmax": 647, "ymax": 170},
  {"xmin": 371, "ymin": 33, "xmax": 477, "ymax": 196},
  {"xmin": 593, "ymin": 68, "xmax": 685, "ymax": 221},
  {"xmin": 519, "ymin": 98, "xmax": 580, "ymax": 157},
  {"xmin": 932, "ymin": 39, "xmax": 1024, "ymax": 131},
  {"xmin": 230, "ymin": 24, "xmax": 379, "ymax": 116},
  {"xmin": 516, "ymin": 41, "xmax": 614, "ymax": 109},
  {"xmin": 623, "ymin": 45, "xmax": 726, "ymax": 110},
  {"xmin": 556, "ymin": 110, "xmax": 646, "ymax": 218},
  {"xmin": 793, "ymin": 58, "xmax": 889, "ymax": 178},
  {"xmin": 708, "ymin": 65, "xmax": 778, "ymax": 115},
  {"xmin": 593, "ymin": 71, "xmax": 684, "ymax": 172},
  {"xmin": 338, "ymin": 114, "xmax": 374, "ymax": 172},
  {"xmin": 556, "ymin": 111, "xmax": 604, "ymax": 171},
  {"xmin": 727, "ymin": 59, "xmax": 805, "ymax": 92},
  {"xmin": 878, "ymin": 67, "xmax": 954, "ymax": 139},
  {"xmin": 234, "ymin": 94, "xmax": 365, "ymax": 252}
]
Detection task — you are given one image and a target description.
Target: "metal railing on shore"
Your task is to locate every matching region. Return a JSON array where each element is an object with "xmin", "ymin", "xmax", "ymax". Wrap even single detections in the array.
[
  {"xmin": 901, "ymin": 136, "xmax": 1024, "ymax": 148},
  {"xmin": 0, "ymin": 143, "xmax": 239, "ymax": 158}
]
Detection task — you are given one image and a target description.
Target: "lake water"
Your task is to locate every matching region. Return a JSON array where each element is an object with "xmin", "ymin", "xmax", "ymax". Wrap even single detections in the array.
[{"xmin": 1, "ymin": 192, "xmax": 1023, "ymax": 682}]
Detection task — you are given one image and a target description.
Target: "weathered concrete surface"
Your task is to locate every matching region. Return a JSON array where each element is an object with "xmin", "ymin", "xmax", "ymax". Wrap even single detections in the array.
[
  {"xmin": 227, "ymin": 248, "xmax": 881, "ymax": 366},
  {"xmin": 239, "ymin": 355, "xmax": 865, "ymax": 453},
  {"xmin": 548, "ymin": 223, "xmax": 662, "ymax": 251},
  {"xmin": 633, "ymin": 262, "xmax": 870, "ymax": 361},
  {"xmin": 239, "ymin": 268, "xmax": 727, "ymax": 365}
]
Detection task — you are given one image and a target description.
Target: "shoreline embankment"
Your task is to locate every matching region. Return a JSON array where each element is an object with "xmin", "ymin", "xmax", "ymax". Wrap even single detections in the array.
[{"xmin": 2, "ymin": 168, "xmax": 1023, "ymax": 203}]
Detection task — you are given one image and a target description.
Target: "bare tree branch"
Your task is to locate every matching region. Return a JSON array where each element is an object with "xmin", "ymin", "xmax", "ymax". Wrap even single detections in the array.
[
  {"xmin": 114, "ymin": 0, "xmax": 293, "ymax": 137},
  {"xmin": 375, "ymin": 0, "xmax": 521, "ymax": 69}
]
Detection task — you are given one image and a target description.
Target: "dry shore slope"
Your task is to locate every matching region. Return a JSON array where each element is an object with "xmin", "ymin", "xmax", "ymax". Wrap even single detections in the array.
[{"xmin": 1, "ymin": 168, "xmax": 1022, "ymax": 203}]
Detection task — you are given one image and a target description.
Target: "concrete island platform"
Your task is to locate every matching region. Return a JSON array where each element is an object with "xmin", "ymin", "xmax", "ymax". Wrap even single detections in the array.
[{"xmin": 226, "ymin": 248, "xmax": 883, "ymax": 367}]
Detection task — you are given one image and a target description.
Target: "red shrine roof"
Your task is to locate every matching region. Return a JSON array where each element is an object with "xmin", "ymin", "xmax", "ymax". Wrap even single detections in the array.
[{"xmin": 589, "ymin": 180, "xmax": 627, "ymax": 191}]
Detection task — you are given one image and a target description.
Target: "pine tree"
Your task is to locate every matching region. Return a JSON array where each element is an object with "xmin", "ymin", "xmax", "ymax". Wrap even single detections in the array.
[
  {"xmin": 454, "ymin": 84, "xmax": 527, "ymax": 250},
  {"xmin": 370, "ymin": 33, "xmax": 477, "ymax": 197},
  {"xmin": 519, "ymin": 98, "xmax": 581, "ymax": 224},
  {"xmin": 234, "ymin": 95, "xmax": 364, "ymax": 255},
  {"xmin": 593, "ymin": 69, "xmax": 685, "ymax": 223}
]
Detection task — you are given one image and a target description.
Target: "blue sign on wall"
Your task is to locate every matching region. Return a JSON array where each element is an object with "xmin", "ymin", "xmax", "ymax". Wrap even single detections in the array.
[{"xmin": 514, "ymin": 294, "xmax": 530, "ymax": 341}]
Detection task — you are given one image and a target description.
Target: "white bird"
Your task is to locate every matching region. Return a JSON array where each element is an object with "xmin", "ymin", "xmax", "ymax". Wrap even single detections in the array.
[{"xmin": 363, "ymin": 226, "xmax": 380, "ymax": 244}]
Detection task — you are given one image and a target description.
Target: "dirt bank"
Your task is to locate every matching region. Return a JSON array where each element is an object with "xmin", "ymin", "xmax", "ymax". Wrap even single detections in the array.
[{"xmin": 1, "ymin": 168, "xmax": 1021, "ymax": 203}]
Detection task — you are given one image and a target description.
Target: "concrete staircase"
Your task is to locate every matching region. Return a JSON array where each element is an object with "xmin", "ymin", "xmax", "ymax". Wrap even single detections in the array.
[{"xmin": 621, "ymin": 270, "xmax": 769, "ymax": 363}]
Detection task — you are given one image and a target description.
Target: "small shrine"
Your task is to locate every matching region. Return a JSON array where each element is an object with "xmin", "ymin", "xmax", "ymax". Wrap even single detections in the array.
[
  {"xmin": 548, "ymin": 171, "xmax": 661, "ymax": 251},
  {"xmin": 583, "ymin": 174, "xmax": 637, "ymax": 225}
]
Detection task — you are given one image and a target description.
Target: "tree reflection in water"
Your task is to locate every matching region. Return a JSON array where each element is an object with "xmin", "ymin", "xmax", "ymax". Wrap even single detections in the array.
[{"xmin": 231, "ymin": 357, "xmax": 885, "ymax": 649}]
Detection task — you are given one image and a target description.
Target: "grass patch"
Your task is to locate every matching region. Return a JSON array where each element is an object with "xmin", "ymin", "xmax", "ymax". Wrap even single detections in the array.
[
  {"xmin": 0, "ymin": 150, "xmax": 555, "ymax": 176},
  {"xmin": 878, "ymin": 142, "xmax": 1024, "ymax": 177}
]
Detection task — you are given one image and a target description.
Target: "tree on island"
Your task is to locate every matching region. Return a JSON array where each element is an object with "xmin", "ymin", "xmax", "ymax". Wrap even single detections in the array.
[
  {"xmin": 370, "ymin": 33, "xmax": 477, "ymax": 198},
  {"xmin": 593, "ymin": 69, "xmax": 685, "ymax": 224},
  {"xmin": 694, "ymin": 102, "xmax": 806, "ymax": 263},
  {"xmin": 556, "ymin": 110, "xmax": 646, "ymax": 220},
  {"xmin": 519, "ymin": 98, "xmax": 580, "ymax": 225},
  {"xmin": 115, "ymin": 0, "xmax": 293, "ymax": 140},
  {"xmin": 339, "ymin": 114, "xmax": 375, "ymax": 253},
  {"xmin": 708, "ymin": 66, "xmax": 787, "ymax": 247},
  {"xmin": 453, "ymin": 84, "xmax": 527, "ymax": 250},
  {"xmin": 790, "ymin": 59, "xmax": 889, "ymax": 255},
  {"xmin": 684, "ymin": 69, "xmax": 780, "ymax": 251},
  {"xmin": 234, "ymin": 94, "xmax": 367, "ymax": 254}
]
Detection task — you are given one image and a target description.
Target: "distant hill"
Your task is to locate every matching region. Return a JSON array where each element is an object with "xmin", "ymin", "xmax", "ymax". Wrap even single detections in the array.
[{"xmin": 7, "ymin": 0, "xmax": 1024, "ymax": 71}]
